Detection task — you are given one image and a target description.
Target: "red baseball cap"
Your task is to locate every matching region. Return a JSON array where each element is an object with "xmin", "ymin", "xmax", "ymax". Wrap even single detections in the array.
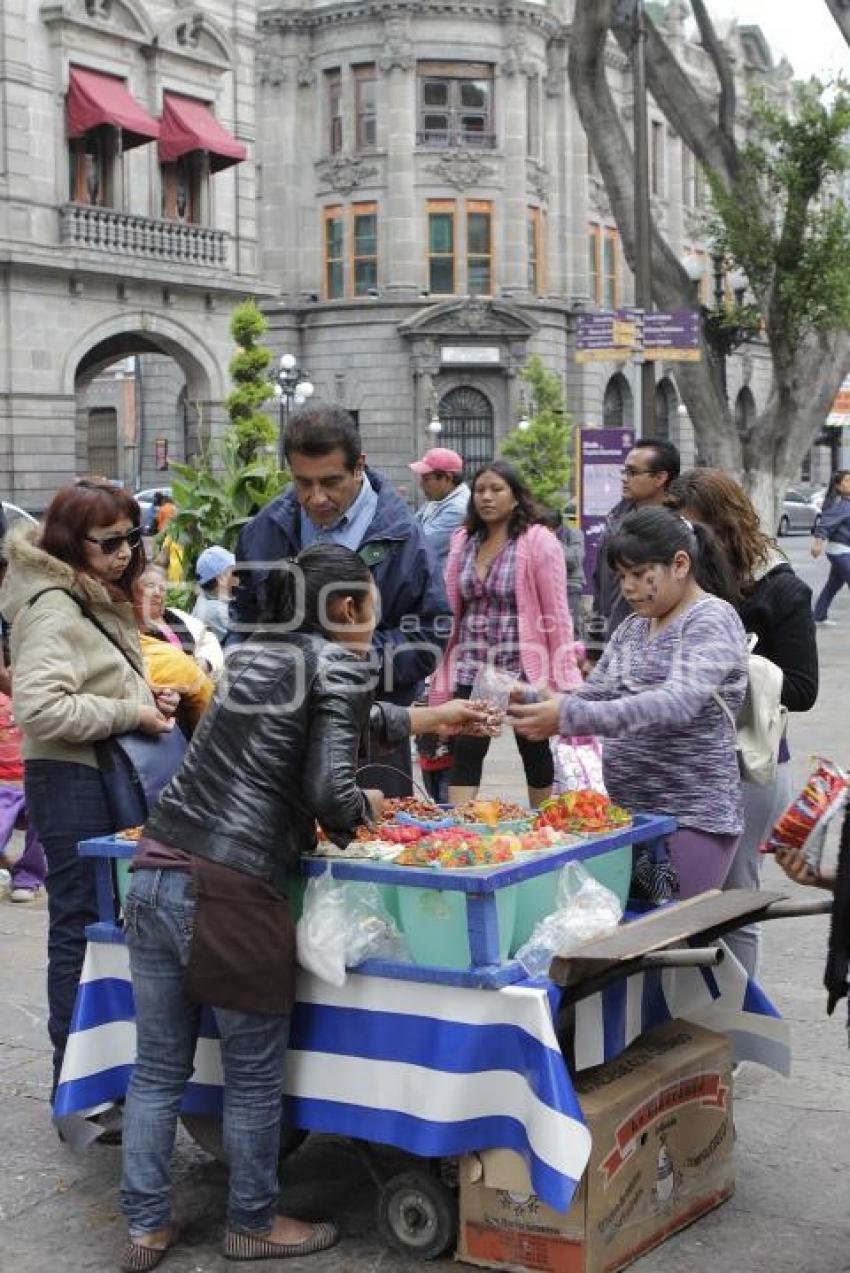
[{"xmin": 409, "ymin": 447, "xmax": 464, "ymax": 475}]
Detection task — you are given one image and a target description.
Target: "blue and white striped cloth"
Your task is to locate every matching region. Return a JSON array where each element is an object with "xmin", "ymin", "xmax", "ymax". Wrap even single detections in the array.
[{"xmin": 54, "ymin": 940, "xmax": 788, "ymax": 1213}]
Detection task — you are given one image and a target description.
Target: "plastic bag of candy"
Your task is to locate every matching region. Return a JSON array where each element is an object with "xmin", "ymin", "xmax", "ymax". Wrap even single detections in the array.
[{"xmin": 761, "ymin": 757, "xmax": 849, "ymax": 872}]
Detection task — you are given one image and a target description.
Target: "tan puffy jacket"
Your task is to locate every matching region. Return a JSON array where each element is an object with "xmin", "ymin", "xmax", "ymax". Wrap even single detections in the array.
[{"xmin": 0, "ymin": 525, "xmax": 153, "ymax": 767}]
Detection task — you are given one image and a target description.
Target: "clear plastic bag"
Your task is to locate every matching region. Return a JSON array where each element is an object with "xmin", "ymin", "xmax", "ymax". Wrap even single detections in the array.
[
  {"xmin": 514, "ymin": 861, "xmax": 623, "ymax": 978},
  {"xmin": 295, "ymin": 865, "xmax": 408, "ymax": 987},
  {"xmin": 469, "ymin": 667, "xmax": 516, "ymax": 737}
]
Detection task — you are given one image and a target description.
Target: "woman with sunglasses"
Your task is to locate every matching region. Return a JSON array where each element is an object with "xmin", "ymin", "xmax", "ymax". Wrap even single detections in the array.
[{"xmin": 0, "ymin": 481, "xmax": 175, "ymax": 1107}]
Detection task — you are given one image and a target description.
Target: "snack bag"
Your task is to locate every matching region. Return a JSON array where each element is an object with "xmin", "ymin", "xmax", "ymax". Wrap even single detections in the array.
[{"xmin": 761, "ymin": 757, "xmax": 849, "ymax": 873}]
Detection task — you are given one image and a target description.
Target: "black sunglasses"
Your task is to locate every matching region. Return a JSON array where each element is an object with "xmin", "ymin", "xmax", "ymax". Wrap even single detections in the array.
[{"xmin": 85, "ymin": 527, "xmax": 143, "ymax": 556}]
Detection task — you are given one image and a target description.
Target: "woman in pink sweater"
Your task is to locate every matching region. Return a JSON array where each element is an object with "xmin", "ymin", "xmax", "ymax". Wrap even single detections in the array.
[{"xmin": 429, "ymin": 461, "xmax": 582, "ymax": 807}]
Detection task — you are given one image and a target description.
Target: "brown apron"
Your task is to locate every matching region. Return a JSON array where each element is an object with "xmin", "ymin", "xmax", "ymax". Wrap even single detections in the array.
[{"xmin": 185, "ymin": 856, "xmax": 296, "ymax": 1017}]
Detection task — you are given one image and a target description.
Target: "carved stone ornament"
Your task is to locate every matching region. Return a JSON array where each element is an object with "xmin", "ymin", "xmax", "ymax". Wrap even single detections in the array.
[
  {"xmin": 401, "ymin": 298, "xmax": 538, "ymax": 340},
  {"xmin": 378, "ymin": 17, "xmax": 414, "ymax": 73},
  {"xmin": 426, "ymin": 150, "xmax": 497, "ymax": 192},
  {"xmin": 588, "ymin": 175, "xmax": 611, "ymax": 217},
  {"xmin": 257, "ymin": 46, "xmax": 287, "ymax": 88},
  {"xmin": 527, "ymin": 162, "xmax": 550, "ymax": 201},
  {"xmin": 296, "ymin": 53, "xmax": 316, "ymax": 88},
  {"xmin": 650, "ymin": 197, "xmax": 668, "ymax": 229},
  {"xmin": 175, "ymin": 13, "xmax": 202, "ymax": 46},
  {"xmin": 500, "ymin": 31, "xmax": 537, "ymax": 79},
  {"xmin": 316, "ymin": 155, "xmax": 379, "ymax": 196},
  {"xmin": 84, "ymin": 0, "xmax": 112, "ymax": 17},
  {"xmin": 683, "ymin": 207, "xmax": 706, "ymax": 239}
]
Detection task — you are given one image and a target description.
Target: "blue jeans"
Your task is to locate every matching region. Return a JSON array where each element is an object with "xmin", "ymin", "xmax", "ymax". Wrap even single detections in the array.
[
  {"xmin": 121, "ymin": 868, "xmax": 291, "ymax": 1236},
  {"xmin": 813, "ymin": 552, "xmax": 850, "ymax": 620},
  {"xmin": 24, "ymin": 760, "xmax": 113, "ymax": 1097}
]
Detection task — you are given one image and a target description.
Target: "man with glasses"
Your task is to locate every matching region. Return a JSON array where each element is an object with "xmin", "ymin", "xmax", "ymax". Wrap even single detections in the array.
[{"xmin": 590, "ymin": 438, "xmax": 681, "ymax": 640}]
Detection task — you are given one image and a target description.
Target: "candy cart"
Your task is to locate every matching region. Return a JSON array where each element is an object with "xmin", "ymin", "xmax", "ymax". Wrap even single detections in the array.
[{"xmin": 54, "ymin": 800, "xmax": 808, "ymax": 1262}]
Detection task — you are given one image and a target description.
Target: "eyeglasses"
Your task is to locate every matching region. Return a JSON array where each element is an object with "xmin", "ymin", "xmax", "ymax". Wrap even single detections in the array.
[
  {"xmin": 622, "ymin": 465, "xmax": 654, "ymax": 478},
  {"xmin": 85, "ymin": 527, "xmax": 143, "ymax": 556}
]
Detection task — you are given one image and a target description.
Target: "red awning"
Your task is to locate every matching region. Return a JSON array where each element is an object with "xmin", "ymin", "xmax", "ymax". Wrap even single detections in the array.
[
  {"xmin": 158, "ymin": 94, "xmax": 246, "ymax": 173},
  {"xmin": 66, "ymin": 66, "xmax": 160, "ymax": 150}
]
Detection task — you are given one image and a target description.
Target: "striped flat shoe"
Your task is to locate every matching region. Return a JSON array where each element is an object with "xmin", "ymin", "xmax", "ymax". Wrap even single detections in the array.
[
  {"xmin": 119, "ymin": 1239, "xmax": 173, "ymax": 1272},
  {"xmin": 223, "ymin": 1221, "xmax": 340, "ymax": 1261}
]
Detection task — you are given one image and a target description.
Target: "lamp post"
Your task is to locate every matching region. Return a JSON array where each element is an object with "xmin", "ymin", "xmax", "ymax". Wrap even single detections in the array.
[
  {"xmin": 517, "ymin": 386, "xmax": 532, "ymax": 431},
  {"xmin": 273, "ymin": 352, "xmax": 314, "ymax": 469},
  {"xmin": 428, "ymin": 386, "xmax": 442, "ymax": 434}
]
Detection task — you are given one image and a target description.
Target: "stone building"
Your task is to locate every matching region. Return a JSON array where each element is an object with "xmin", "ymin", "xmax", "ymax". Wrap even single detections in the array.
[
  {"xmin": 1, "ymin": 0, "xmax": 832, "ymax": 510},
  {"xmin": 0, "ymin": 0, "xmax": 262, "ymax": 510}
]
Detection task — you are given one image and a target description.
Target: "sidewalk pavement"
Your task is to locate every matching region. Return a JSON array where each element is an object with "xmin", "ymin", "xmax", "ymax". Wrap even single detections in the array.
[{"xmin": 1, "ymin": 537, "xmax": 849, "ymax": 1271}]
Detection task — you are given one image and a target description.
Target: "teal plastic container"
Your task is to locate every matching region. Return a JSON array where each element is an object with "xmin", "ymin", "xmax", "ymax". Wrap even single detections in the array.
[
  {"xmin": 397, "ymin": 881, "xmax": 517, "ymax": 969},
  {"xmin": 509, "ymin": 843, "xmax": 633, "ymax": 955},
  {"xmin": 288, "ymin": 875, "xmax": 398, "ymax": 926},
  {"xmin": 115, "ymin": 858, "xmax": 132, "ymax": 909}
]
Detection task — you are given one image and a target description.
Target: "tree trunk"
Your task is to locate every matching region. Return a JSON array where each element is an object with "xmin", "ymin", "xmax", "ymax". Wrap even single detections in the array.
[{"xmin": 825, "ymin": 0, "xmax": 850, "ymax": 48}]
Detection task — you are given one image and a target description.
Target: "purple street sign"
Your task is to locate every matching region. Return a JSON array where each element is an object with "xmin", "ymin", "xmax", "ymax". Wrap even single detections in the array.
[
  {"xmin": 578, "ymin": 427, "xmax": 635, "ymax": 589},
  {"xmin": 643, "ymin": 309, "xmax": 700, "ymax": 348}
]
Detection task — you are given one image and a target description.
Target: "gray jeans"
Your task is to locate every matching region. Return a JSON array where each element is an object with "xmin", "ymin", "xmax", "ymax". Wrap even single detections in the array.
[{"xmin": 722, "ymin": 762, "xmax": 794, "ymax": 978}]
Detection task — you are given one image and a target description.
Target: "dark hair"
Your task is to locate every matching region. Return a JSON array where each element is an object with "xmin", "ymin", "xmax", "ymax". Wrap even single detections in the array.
[
  {"xmin": 283, "ymin": 403, "xmax": 362, "ymax": 471},
  {"xmin": 262, "ymin": 543, "xmax": 373, "ymax": 634},
  {"xmin": 632, "ymin": 438, "xmax": 681, "ymax": 483},
  {"xmin": 607, "ymin": 505, "xmax": 738, "ymax": 603},
  {"xmin": 429, "ymin": 470, "xmax": 464, "ymax": 487},
  {"xmin": 823, "ymin": 469, "xmax": 850, "ymax": 510},
  {"xmin": 665, "ymin": 468, "xmax": 775, "ymax": 588},
  {"xmin": 39, "ymin": 480, "xmax": 145, "ymax": 597},
  {"xmin": 464, "ymin": 460, "xmax": 537, "ymax": 540}
]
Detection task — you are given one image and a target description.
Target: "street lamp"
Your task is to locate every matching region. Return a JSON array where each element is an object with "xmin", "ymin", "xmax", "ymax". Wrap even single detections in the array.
[
  {"xmin": 517, "ymin": 387, "xmax": 532, "ymax": 431},
  {"xmin": 273, "ymin": 352, "xmax": 314, "ymax": 468},
  {"xmin": 428, "ymin": 388, "xmax": 442, "ymax": 434}
]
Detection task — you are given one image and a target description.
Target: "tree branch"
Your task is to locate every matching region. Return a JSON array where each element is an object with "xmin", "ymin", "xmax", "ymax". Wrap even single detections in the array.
[
  {"xmin": 690, "ymin": 0, "xmax": 737, "ymax": 145},
  {"xmin": 824, "ymin": 0, "xmax": 850, "ymax": 49}
]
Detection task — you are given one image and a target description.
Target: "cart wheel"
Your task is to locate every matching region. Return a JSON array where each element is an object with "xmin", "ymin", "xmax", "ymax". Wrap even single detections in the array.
[
  {"xmin": 179, "ymin": 1114, "xmax": 307, "ymax": 1165},
  {"xmin": 376, "ymin": 1170, "xmax": 458, "ymax": 1261}
]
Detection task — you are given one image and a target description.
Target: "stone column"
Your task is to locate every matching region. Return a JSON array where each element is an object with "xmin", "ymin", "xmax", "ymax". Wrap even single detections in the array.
[
  {"xmin": 380, "ymin": 26, "xmax": 418, "ymax": 297},
  {"xmin": 499, "ymin": 67, "xmax": 529, "ymax": 297}
]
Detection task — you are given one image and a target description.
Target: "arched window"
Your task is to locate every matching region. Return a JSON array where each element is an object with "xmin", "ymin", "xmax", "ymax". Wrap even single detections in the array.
[
  {"xmin": 87, "ymin": 407, "xmax": 118, "ymax": 478},
  {"xmin": 734, "ymin": 386, "xmax": 756, "ymax": 432},
  {"xmin": 437, "ymin": 386, "xmax": 494, "ymax": 468},
  {"xmin": 603, "ymin": 372, "xmax": 633, "ymax": 430},
  {"xmin": 654, "ymin": 377, "xmax": 677, "ymax": 442}
]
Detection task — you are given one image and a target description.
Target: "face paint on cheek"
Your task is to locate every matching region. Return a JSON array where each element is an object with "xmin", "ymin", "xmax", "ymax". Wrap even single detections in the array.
[{"xmin": 637, "ymin": 571, "xmax": 658, "ymax": 602}]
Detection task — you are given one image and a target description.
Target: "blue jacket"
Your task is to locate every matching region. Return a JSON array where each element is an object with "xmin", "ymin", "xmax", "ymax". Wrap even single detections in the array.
[
  {"xmin": 230, "ymin": 468, "xmax": 451, "ymax": 706},
  {"xmin": 414, "ymin": 482, "xmax": 470, "ymax": 574},
  {"xmin": 814, "ymin": 496, "xmax": 850, "ymax": 548}
]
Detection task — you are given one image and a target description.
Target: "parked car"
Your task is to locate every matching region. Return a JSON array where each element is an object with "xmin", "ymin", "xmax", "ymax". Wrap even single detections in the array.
[
  {"xmin": 777, "ymin": 486, "xmax": 821, "ymax": 536},
  {"xmin": 1, "ymin": 501, "xmax": 38, "ymax": 530},
  {"xmin": 134, "ymin": 486, "xmax": 172, "ymax": 534}
]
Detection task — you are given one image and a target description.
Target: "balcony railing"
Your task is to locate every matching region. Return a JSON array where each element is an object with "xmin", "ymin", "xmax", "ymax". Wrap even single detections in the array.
[
  {"xmin": 60, "ymin": 204, "xmax": 228, "ymax": 268},
  {"xmin": 416, "ymin": 129, "xmax": 497, "ymax": 149}
]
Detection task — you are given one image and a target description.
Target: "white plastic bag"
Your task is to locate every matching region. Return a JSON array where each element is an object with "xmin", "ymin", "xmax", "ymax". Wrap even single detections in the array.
[
  {"xmin": 515, "ymin": 861, "xmax": 623, "ymax": 978},
  {"xmin": 295, "ymin": 865, "xmax": 408, "ymax": 987}
]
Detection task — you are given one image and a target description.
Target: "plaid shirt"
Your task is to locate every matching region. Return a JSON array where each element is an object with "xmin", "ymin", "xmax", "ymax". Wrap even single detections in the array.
[{"xmin": 455, "ymin": 535, "xmax": 521, "ymax": 685}]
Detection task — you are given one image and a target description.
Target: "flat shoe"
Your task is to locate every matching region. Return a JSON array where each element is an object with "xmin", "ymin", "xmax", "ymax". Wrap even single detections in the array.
[
  {"xmin": 120, "ymin": 1238, "xmax": 174, "ymax": 1273},
  {"xmin": 223, "ymin": 1221, "xmax": 339, "ymax": 1261}
]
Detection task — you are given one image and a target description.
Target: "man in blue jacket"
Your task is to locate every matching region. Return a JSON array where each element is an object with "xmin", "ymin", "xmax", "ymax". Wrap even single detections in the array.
[{"xmin": 231, "ymin": 403, "xmax": 452, "ymax": 793}]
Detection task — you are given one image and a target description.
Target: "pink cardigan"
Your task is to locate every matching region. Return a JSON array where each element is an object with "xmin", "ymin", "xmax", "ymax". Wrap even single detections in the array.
[{"xmin": 429, "ymin": 523, "xmax": 582, "ymax": 705}]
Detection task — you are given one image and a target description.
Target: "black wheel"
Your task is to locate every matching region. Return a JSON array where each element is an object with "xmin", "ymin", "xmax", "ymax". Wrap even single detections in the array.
[
  {"xmin": 777, "ymin": 514, "xmax": 790, "ymax": 537},
  {"xmin": 376, "ymin": 1170, "xmax": 458, "ymax": 1261},
  {"xmin": 180, "ymin": 1113, "xmax": 307, "ymax": 1165}
]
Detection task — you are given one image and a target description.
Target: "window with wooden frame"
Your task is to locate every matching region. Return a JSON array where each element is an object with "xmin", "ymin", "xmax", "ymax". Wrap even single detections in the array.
[
  {"xmin": 427, "ymin": 200, "xmax": 457, "ymax": 294},
  {"xmin": 69, "ymin": 126, "xmax": 117, "ymax": 206},
  {"xmin": 588, "ymin": 223, "xmax": 602, "ymax": 306},
  {"xmin": 352, "ymin": 202, "xmax": 378, "ymax": 295},
  {"xmin": 354, "ymin": 64, "xmax": 377, "ymax": 150},
  {"xmin": 527, "ymin": 207, "xmax": 541, "ymax": 294},
  {"xmin": 603, "ymin": 227, "xmax": 619, "ymax": 309},
  {"xmin": 651, "ymin": 120, "xmax": 665, "ymax": 197},
  {"xmin": 417, "ymin": 62, "xmax": 494, "ymax": 148},
  {"xmin": 161, "ymin": 152, "xmax": 207, "ymax": 223},
  {"xmin": 466, "ymin": 200, "xmax": 492, "ymax": 296},
  {"xmin": 326, "ymin": 68, "xmax": 343, "ymax": 155},
  {"xmin": 526, "ymin": 76, "xmax": 540, "ymax": 158},
  {"xmin": 323, "ymin": 205, "xmax": 345, "ymax": 298}
]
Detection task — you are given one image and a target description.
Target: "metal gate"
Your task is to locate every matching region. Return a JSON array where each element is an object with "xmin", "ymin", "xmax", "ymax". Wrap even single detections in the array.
[
  {"xmin": 87, "ymin": 408, "xmax": 119, "ymax": 479},
  {"xmin": 437, "ymin": 387, "xmax": 494, "ymax": 470}
]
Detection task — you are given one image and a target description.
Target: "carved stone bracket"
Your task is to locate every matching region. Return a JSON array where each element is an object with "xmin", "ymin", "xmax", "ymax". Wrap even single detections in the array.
[
  {"xmin": 174, "ymin": 13, "xmax": 202, "ymax": 46},
  {"xmin": 315, "ymin": 155, "xmax": 379, "ymax": 196},
  {"xmin": 426, "ymin": 150, "xmax": 497, "ymax": 191},
  {"xmin": 683, "ymin": 207, "xmax": 706, "ymax": 239},
  {"xmin": 84, "ymin": 0, "xmax": 112, "ymax": 18},
  {"xmin": 651, "ymin": 197, "xmax": 668, "ymax": 229},
  {"xmin": 296, "ymin": 53, "xmax": 315, "ymax": 87},
  {"xmin": 526, "ymin": 161, "xmax": 550, "ymax": 202},
  {"xmin": 378, "ymin": 17, "xmax": 414, "ymax": 72},
  {"xmin": 587, "ymin": 174, "xmax": 611, "ymax": 218},
  {"xmin": 257, "ymin": 46, "xmax": 287, "ymax": 88}
]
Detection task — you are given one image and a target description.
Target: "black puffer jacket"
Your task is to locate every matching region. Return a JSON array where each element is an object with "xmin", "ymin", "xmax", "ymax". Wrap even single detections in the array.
[{"xmin": 145, "ymin": 631, "xmax": 408, "ymax": 892}]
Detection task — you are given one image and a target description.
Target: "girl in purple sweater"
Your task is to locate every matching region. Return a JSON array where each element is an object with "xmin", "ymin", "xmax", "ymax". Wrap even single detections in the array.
[{"xmin": 512, "ymin": 506, "xmax": 748, "ymax": 898}]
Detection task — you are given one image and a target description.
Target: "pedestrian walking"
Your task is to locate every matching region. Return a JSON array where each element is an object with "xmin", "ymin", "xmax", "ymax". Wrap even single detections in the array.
[
  {"xmin": 0, "ymin": 481, "xmax": 176, "ymax": 1103},
  {"xmin": 409, "ymin": 446, "xmax": 470, "ymax": 574},
  {"xmin": 667, "ymin": 468, "xmax": 818, "ymax": 975},
  {"xmin": 119, "ymin": 544, "xmax": 484, "ymax": 1270},
  {"xmin": 429, "ymin": 460, "xmax": 582, "ymax": 808},
  {"xmin": 811, "ymin": 470, "xmax": 850, "ymax": 626},
  {"xmin": 537, "ymin": 508, "xmax": 586, "ymax": 630},
  {"xmin": 511, "ymin": 506, "xmax": 748, "ymax": 898},
  {"xmin": 230, "ymin": 404, "xmax": 451, "ymax": 795},
  {"xmin": 590, "ymin": 438, "xmax": 680, "ymax": 640}
]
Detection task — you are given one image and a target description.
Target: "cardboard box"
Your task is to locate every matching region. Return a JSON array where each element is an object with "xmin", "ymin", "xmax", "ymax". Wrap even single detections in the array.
[{"xmin": 457, "ymin": 1020, "xmax": 734, "ymax": 1273}]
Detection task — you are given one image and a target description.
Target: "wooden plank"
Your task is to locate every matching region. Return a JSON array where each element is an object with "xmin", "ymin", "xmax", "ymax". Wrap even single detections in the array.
[{"xmin": 548, "ymin": 889, "xmax": 787, "ymax": 987}]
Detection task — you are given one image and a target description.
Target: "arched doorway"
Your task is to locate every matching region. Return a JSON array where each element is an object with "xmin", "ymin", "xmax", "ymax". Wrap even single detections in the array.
[
  {"xmin": 603, "ymin": 372, "xmax": 633, "ymax": 430},
  {"xmin": 437, "ymin": 387, "xmax": 494, "ymax": 468},
  {"xmin": 734, "ymin": 386, "xmax": 756, "ymax": 432},
  {"xmin": 654, "ymin": 377, "xmax": 677, "ymax": 442}
]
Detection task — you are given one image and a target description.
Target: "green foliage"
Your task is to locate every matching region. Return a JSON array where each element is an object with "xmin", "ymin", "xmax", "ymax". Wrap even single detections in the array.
[
  {"xmin": 500, "ymin": 357, "xmax": 572, "ymax": 510},
  {"xmin": 707, "ymin": 80, "xmax": 850, "ymax": 353},
  {"xmin": 162, "ymin": 300, "xmax": 287, "ymax": 579}
]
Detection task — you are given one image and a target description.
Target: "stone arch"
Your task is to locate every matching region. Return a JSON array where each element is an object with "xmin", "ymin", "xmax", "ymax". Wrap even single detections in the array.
[
  {"xmin": 734, "ymin": 385, "xmax": 756, "ymax": 432},
  {"xmin": 654, "ymin": 376, "xmax": 678, "ymax": 442},
  {"xmin": 603, "ymin": 371, "xmax": 633, "ymax": 431},
  {"xmin": 62, "ymin": 311, "xmax": 224, "ymax": 403},
  {"xmin": 435, "ymin": 385, "xmax": 495, "ymax": 469}
]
